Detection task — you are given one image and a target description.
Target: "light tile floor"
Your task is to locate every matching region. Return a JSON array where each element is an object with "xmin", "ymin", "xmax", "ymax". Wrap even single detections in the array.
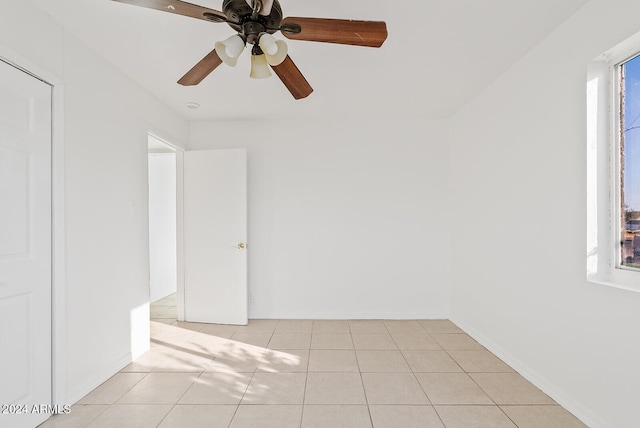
[{"xmin": 39, "ymin": 294, "xmax": 587, "ymax": 428}]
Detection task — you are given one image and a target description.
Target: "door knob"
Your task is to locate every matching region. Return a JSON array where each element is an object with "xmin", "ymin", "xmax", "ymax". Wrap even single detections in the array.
[{"xmin": 237, "ymin": 243, "xmax": 245, "ymax": 249}]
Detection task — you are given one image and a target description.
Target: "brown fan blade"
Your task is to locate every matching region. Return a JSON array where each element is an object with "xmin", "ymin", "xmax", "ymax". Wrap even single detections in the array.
[
  {"xmin": 111, "ymin": 0, "xmax": 229, "ymax": 23},
  {"xmin": 271, "ymin": 55, "xmax": 313, "ymax": 100},
  {"xmin": 178, "ymin": 50, "xmax": 223, "ymax": 86},
  {"xmin": 280, "ymin": 17, "xmax": 387, "ymax": 47}
]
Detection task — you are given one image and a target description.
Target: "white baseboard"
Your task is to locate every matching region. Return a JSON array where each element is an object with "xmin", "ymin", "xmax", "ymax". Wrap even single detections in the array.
[
  {"xmin": 248, "ymin": 311, "xmax": 450, "ymax": 320},
  {"xmin": 66, "ymin": 353, "xmax": 134, "ymax": 406},
  {"xmin": 451, "ymin": 317, "xmax": 610, "ymax": 428}
]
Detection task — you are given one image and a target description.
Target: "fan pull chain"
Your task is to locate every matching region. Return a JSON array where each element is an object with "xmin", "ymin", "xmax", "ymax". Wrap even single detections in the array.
[{"xmin": 251, "ymin": 0, "xmax": 262, "ymax": 20}]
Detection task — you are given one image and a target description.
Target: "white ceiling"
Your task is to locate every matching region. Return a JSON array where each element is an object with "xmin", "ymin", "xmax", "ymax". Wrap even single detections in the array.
[{"xmin": 30, "ymin": 0, "xmax": 589, "ymax": 121}]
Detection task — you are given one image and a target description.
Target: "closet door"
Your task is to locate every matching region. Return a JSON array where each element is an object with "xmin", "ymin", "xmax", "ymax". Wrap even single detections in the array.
[{"xmin": 0, "ymin": 59, "xmax": 52, "ymax": 428}]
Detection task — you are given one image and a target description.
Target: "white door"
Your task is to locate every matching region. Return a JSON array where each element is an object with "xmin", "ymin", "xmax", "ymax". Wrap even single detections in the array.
[
  {"xmin": 183, "ymin": 149, "xmax": 247, "ymax": 325},
  {"xmin": 0, "ymin": 60, "xmax": 52, "ymax": 427}
]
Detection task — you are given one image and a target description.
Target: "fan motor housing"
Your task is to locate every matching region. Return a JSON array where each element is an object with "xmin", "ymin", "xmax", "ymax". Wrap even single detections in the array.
[{"xmin": 222, "ymin": 0, "xmax": 283, "ymax": 37}]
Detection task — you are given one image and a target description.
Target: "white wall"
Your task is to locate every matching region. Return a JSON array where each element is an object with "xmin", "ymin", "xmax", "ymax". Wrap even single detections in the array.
[
  {"xmin": 2, "ymin": 0, "xmax": 189, "ymax": 405},
  {"xmin": 63, "ymin": 35, "xmax": 188, "ymax": 404},
  {"xmin": 449, "ymin": 1, "xmax": 640, "ymax": 427},
  {"xmin": 190, "ymin": 117, "xmax": 451, "ymax": 319},
  {"xmin": 148, "ymin": 153, "xmax": 177, "ymax": 302}
]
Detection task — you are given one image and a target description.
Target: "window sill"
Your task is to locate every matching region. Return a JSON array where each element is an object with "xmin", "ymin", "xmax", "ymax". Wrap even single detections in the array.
[{"xmin": 587, "ymin": 270, "xmax": 640, "ymax": 293}]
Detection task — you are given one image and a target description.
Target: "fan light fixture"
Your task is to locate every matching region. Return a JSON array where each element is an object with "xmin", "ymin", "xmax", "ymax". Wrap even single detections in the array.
[
  {"xmin": 216, "ymin": 31, "xmax": 287, "ymax": 79},
  {"xmin": 250, "ymin": 45, "xmax": 272, "ymax": 79},
  {"xmin": 250, "ymin": 55, "xmax": 271, "ymax": 79},
  {"xmin": 258, "ymin": 33, "xmax": 288, "ymax": 66},
  {"xmin": 215, "ymin": 31, "xmax": 287, "ymax": 74},
  {"xmin": 215, "ymin": 34, "xmax": 246, "ymax": 66}
]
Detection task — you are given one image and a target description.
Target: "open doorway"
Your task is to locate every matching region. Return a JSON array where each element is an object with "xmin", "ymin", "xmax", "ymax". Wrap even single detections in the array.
[
  {"xmin": 146, "ymin": 142, "xmax": 248, "ymax": 326},
  {"xmin": 148, "ymin": 134, "xmax": 178, "ymax": 324}
]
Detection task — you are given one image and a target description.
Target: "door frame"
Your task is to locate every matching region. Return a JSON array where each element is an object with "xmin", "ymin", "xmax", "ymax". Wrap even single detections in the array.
[
  {"xmin": 147, "ymin": 141, "xmax": 248, "ymax": 324},
  {"xmin": 147, "ymin": 131, "xmax": 186, "ymax": 321},
  {"xmin": 0, "ymin": 48, "xmax": 66, "ymax": 407}
]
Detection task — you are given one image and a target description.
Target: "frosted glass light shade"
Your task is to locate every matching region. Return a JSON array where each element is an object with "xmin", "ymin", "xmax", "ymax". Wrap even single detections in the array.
[
  {"xmin": 258, "ymin": 34, "xmax": 288, "ymax": 66},
  {"xmin": 250, "ymin": 54, "xmax": 272, "ymax": 79},
  {"xmin": 215, "ymin": 35, "xmax": 246, "ymax": 67}
]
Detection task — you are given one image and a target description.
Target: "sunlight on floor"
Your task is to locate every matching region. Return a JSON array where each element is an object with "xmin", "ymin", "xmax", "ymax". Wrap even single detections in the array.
[{"xmin": 38, "ymin": 293, "xmax": 587, "ymax": 428}]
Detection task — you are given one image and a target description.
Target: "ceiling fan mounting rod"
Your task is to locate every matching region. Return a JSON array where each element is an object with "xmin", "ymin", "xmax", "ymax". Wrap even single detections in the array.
[{"xmin": 222, "ymin": 0, "xmax": 283, "ymax": 34}]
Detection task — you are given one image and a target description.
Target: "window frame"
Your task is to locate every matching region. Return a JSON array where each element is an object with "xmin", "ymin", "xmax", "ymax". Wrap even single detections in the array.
[
  {"xmin": 614, "ymin": 52, "xmax": 640, "ymax": 273},
  {"xmin": 587, "ymin": 33, "xmax": 640, "ymax": 293}
]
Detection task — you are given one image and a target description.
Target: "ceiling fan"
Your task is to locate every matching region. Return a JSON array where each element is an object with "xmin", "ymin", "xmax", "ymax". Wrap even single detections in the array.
[{"xmin": 112, "ymin": 0, "xmax": 388, "ymax": 99}]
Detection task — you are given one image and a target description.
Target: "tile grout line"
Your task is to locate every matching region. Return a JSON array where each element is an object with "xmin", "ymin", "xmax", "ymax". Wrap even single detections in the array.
[
  {"xmin": 385, "ymin": 320, "xmax": 433, "ymax": 403},
  {"xmin": 298, "ymin": 321, "xmax": 315, "ymax": 428},
  {"xmin": 223, "ymin": 319, "xmax": 280, "ymax": 428},
  {"xmin": 350, "ymin": 323, "xmax": 375, "ymax": 428},
  {"xmin": 402, "ymin": 320, "xmax": 463, "ymax": 428},
  {"xmin": 153, "ymin": 346, "xmax": 209, "ymax": 428},
  {"xmin": 431, "ymin": 321, "xmax": 524, "ymax": 427}
]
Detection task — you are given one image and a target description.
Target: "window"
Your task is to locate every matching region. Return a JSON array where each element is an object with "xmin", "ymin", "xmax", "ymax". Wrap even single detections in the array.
[
  {"xmin": 586, "ymin": 32, "xmax": 640, "ymax": 292},
  {"xmin": 619, "ymin": 54, "xmax": 640, "ymax": 269}
]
